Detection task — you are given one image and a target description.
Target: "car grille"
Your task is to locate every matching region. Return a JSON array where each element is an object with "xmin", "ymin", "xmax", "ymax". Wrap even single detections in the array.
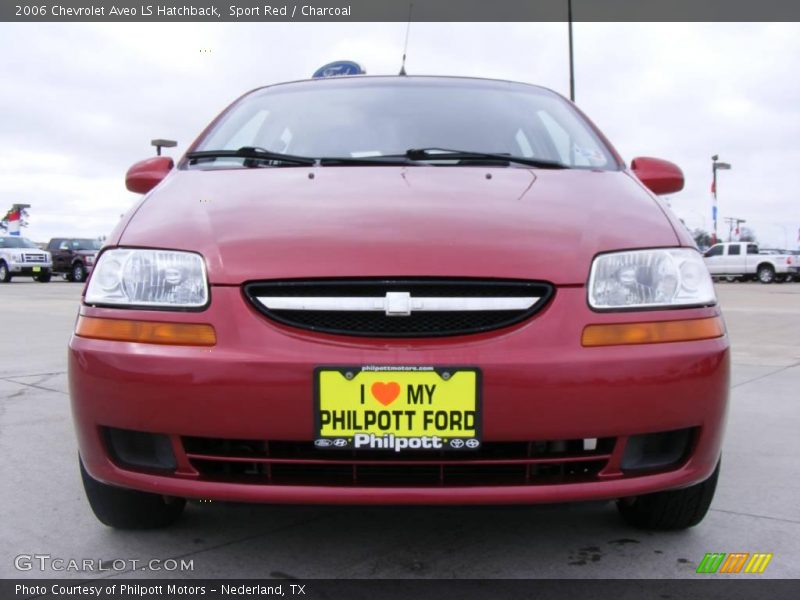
[
  {"xmin": 182, "ymin": 437, "xmax": 614, "ymax": 487},
  {"xmin": 23, "ymin": 253, "xmax": 47, "ymax": 263},
  {"xmin": 244, "ymin": 279, "xmax": 554, "ymax": 337}
]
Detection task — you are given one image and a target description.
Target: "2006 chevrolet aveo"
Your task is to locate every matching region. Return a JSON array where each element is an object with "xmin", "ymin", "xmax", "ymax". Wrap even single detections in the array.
[{"xmin": 70, "ymin": 74, "xmax": 729, "ymax": 530}]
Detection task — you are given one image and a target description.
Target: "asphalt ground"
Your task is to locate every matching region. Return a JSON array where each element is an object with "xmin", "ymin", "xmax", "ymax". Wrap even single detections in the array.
[{"xmin": 1, "ymin": 279, "xmax": 798, "ymax": 580}]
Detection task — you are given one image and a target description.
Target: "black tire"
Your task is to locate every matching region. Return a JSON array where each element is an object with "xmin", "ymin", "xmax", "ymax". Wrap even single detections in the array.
[
  {"xmin": 34, "ymin": 270, "xmax": 52, "ymax": 282},
  {"xmin": 617, "ymin": 460, "xmax": 720, "ymax": 530},
  {"xmin": 71, "ymin": 262, "xmax": 87, "ymax": 283},
  {"xmin": 79, "ymin": 458, "xmax": 186, "ymax": 529},
  {"xmin": 0, "ymin": 261, "xmax": 11, "ymax": 283},
  {"xmin": 757, "ymin": 264, "xmax": 775, "ymax": 284},
  {"xmin": 775, "ymin": 275, "xmax": 786, "ymax": 284}
]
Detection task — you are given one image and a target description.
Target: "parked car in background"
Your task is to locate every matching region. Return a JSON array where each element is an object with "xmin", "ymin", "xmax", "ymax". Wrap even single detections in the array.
[
  {"xmin": 765, "ymin": 250, "xmax": 800, "ymax": 282},
  {"xmin": 703, "ymin": 242, "xmax": 798, "ymax": 283},
  {"xmin": 47, "ymin": 238, "xmax": 102, "ymax": 282},
  {"xmin": 0, "ymin": 236, "xmax": 52, "ymax": 282}
]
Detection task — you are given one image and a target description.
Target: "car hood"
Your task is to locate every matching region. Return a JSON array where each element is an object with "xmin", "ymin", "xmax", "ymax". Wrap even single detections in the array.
[{"xmin": 118, "ymin": 166, "xmax": 679, "ymax": 285}]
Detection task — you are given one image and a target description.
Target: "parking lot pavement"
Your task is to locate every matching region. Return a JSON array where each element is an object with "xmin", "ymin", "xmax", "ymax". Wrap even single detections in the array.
[{"xmin": 1, "ymin": 279, "xmax": 798, "ymax": 579}]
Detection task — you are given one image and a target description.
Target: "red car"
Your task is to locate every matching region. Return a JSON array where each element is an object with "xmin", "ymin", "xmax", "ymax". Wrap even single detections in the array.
[{"xmin": 70, "ymin": 75, "xmax": 728, "ymax": 530}]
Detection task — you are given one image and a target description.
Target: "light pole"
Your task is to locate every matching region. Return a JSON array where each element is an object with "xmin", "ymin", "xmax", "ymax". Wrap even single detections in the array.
[
  {"xmin": 711, "ymin": 155, "xmax": 731, "ymax": 244},
  {"xmin": 151, "ymin": 139, "xmax": 177, "ymax": 156},
  {"xmin": 567, "ymin": 0, "xmax": 575, "ymax": 102},
  {"xmin": 724, "ymin": 217, "xmax": 746, "ymax": 242}
]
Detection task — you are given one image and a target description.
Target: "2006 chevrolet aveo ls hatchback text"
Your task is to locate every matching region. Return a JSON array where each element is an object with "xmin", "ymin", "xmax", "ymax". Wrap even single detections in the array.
[{"xmin": 70, "ymin": 74, "xmax": 729, "ymax": 530}]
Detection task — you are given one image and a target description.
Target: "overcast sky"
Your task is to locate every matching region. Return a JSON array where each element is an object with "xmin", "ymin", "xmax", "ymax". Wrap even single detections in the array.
[{"xmin": 1, "ymin": 21, "xmax": 798, "ymax": 248}]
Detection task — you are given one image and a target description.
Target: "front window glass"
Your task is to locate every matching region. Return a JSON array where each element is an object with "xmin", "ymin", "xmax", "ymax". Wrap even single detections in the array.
[
  {"xmin": 71, "ymin": 239, "xmax": 102, "ymax": 251},
  {"xmin": 193, "ymin": 78, "xmax": 617, "ymax": 169},
  {"xmin": 0, "ymin": 237, "xmax": 38, "ymax": 249},
  {"xmin": 705, "ymin": 245, "xmax": 723, "ymax": 257}
]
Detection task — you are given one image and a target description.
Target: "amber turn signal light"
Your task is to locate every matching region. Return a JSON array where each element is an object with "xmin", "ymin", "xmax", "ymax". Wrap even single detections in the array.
[
  {"xmin": 582, "ymin": 316, "xmax": 724, "ymax": 347},
  {"xmin": 75, "ymin": 316, "xmax": 216, "ymax": 346}
]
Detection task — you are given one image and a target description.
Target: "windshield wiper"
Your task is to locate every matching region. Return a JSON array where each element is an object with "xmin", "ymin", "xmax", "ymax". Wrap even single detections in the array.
[
  {"xmin": 185, "ymin": 147, "xmax": 566, "ymax": 169},
  {"xmin": 186, "ymin": 146, "xmax": 317, "ymax": 167},
  {"xmin": 405, "ymin": 148, "xmax": 568, "ymax": 169},
  {"xmin": 318, "ymin": 155, "xmax": 416, "ymax": 166}
]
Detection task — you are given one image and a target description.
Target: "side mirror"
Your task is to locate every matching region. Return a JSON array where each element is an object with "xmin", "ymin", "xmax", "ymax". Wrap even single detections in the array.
[
  {"xmin": 631, "ymin": 157, "xmax": 684, "ymax": 195},
  {"xmin": 125, "ymin": 156, "xmax": 174, "ymax": 194}
]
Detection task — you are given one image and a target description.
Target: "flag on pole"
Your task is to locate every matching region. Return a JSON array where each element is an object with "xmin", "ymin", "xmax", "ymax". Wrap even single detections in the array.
[{"xmin": 7, "ymin": 208, "xmax": 21, "ymax": 236}]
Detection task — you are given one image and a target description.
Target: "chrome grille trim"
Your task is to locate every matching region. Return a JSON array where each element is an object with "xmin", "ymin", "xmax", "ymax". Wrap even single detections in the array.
[{"xmin": 254, "ymin": 294, "xmax": 540, "ymax": 315}]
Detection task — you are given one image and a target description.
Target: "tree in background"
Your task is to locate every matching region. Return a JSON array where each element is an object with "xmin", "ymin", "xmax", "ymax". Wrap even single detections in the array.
[
  {"xmin": 739, "ymin": 226, "xmax": 757, "ymax": 243},
  {"xmin": 691, "ymin": 228, "xmax": 713, "ymax": 250}
]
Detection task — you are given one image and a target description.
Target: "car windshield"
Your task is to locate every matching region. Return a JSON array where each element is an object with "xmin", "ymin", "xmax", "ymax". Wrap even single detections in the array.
[
  {"xmin": 192, "ymin": 78, "xmax": 617, "ymax": 170},
  {"xmin": 71, "ymin": 239, "xmax": 102, "ymax": 251},
  {"xmin": 0, "ymin": 237, "xmax": 39, "ymax": 249}
]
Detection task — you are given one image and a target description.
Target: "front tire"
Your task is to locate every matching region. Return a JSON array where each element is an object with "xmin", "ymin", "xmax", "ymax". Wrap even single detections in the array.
[
  {"xmin": 0, "ymin": 261, "xmax": 12, "ymax": 283},
  {"xmin": 80, "ymin": 458, "xmax": 186, "ymax": 529},
  {"xmin": 757, "ymin": 265, "xmax": 775, "ymax": 284},
  {"xmin": 617, "ymin": 460, "xmax": 720, "ymax": 530},
  {"xmin": 71, "ymin": 262, "xmax": 87, "ymax": 283}
]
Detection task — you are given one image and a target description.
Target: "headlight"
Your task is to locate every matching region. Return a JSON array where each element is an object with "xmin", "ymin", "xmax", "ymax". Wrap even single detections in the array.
[
  {"xmin": 85, "ymin": 254, "xmax": 95, "ymax": 265},
  {"xmin": 588, "ymin": 248, "xmax": 715, "ymax": 310},
  {"xmin": 11, "ymin": 252, "xmax": 22, "ymax": 262},
  {"xmin": 85, "ymin": 249, "xmax": 208, "ymax": 308}
]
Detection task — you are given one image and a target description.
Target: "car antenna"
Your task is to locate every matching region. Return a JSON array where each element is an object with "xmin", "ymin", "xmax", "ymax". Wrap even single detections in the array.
[{"xmin": 398, "ymin": 3, "xmax": 413, "ymax": 75}]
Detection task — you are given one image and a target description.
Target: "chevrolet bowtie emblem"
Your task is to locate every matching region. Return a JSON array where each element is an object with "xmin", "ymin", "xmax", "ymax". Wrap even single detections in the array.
[{"xmin": 384, "ymin": 292, "xmax": 414, "ymax": 316}]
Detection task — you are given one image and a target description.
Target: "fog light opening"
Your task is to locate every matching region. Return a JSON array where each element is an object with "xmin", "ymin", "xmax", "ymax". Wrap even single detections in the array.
[
  {"xmin": 621, "ymin": 428, "xmax": 694, "ymax": 472},
  {"xmin": 105, "ymin": 427, "xmax": 177, "ymax": 472}
]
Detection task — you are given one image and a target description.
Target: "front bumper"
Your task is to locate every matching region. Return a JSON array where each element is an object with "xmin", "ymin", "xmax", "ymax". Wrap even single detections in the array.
[
  {"xmin": 9, "ymin": 261, "xmax": 52, "ymax": 273},
  {"xmin": 70, "ymin": 286, "xmax": 729, "ymax": 505}
]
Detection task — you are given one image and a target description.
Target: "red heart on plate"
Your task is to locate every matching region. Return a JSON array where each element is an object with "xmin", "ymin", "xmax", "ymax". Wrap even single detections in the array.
[{"xmin": 371, "ymin": 381, "xmax": 400, "ymax": 406}]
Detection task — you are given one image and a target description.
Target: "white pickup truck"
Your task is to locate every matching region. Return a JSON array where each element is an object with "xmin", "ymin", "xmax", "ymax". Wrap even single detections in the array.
[
  {"xmin": 703, "ymin": 242, "xmax": 799, "ymax": 283},
  {"xmin": 0, "ymin": 236, "xmax": 53, "ymax": 282}
]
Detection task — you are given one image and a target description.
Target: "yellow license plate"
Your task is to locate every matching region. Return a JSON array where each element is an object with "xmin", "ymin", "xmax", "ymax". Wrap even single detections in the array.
[
  {"xmin": 32, "ymin": 266, "xmax": 41, "ymax": 272},
  {"xmin": 315, "ymin": 366, "xmax": 480, "ymax": 451}
]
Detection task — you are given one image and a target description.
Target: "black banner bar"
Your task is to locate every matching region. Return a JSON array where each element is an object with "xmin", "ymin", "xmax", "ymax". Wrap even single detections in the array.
[
  {"xmin": 4, "ymin": 0, "xmax": 800, "ymax": 23},
  {"xmin": 3, "ymin": 579, "xmax": 800, "ymax": 600}
]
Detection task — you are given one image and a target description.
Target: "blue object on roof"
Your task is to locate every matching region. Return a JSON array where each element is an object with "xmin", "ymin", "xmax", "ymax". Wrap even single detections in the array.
[{"xmin": 312, "ymin": 61, "xmax": 365, "ymax": 79}]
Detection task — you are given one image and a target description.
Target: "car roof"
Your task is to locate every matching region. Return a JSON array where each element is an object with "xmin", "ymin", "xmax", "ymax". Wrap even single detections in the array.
[{"xmin": 245, "ymin": 74, "xmax": 564, "ymax": 100}]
